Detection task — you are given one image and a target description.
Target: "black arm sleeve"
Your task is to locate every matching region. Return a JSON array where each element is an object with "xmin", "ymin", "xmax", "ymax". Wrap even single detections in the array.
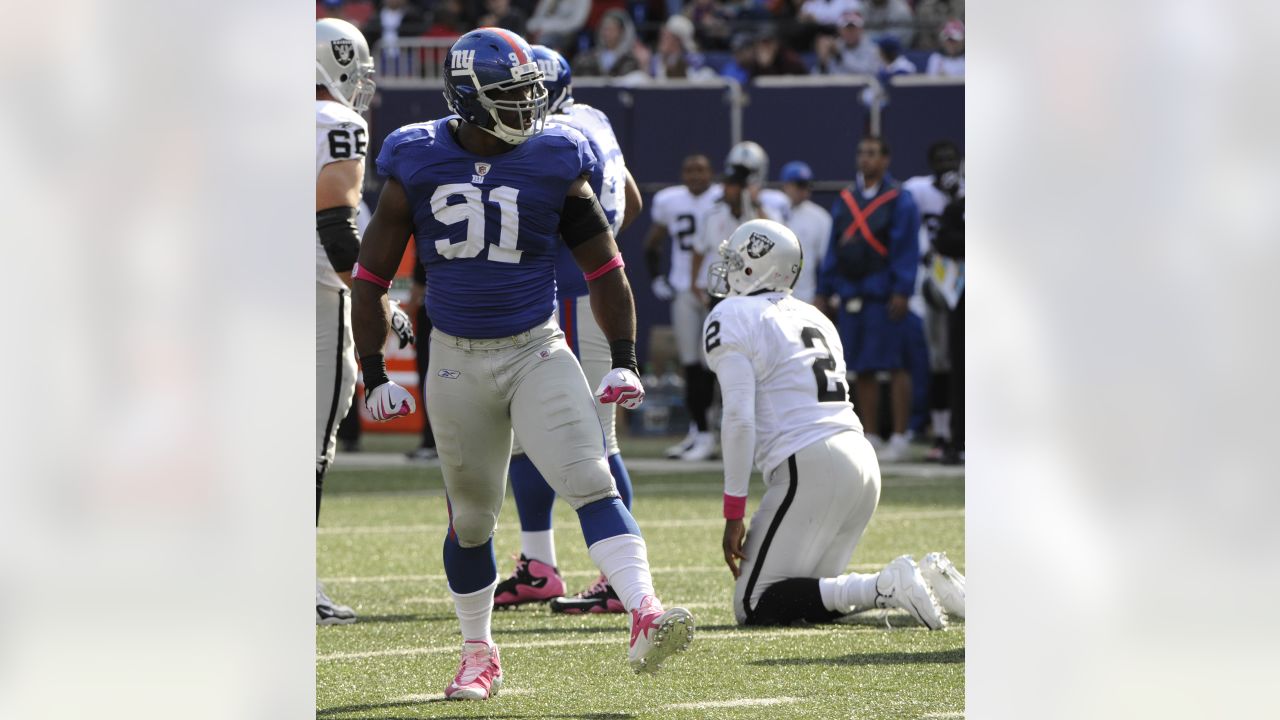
[
  {"xmin": 560, "ymin": 194, "xmax": 611, "ymax": 248},
  {"xmin": 933, "ymin": 198, "xmax": 965, "ymax": 259},
  {"xmin": 317, "ymin": 206, "xmax": 361, "ymax": 273},
  {"xmin": 644, "ymin": 244, "xmax": 662, "ymax": 280}
]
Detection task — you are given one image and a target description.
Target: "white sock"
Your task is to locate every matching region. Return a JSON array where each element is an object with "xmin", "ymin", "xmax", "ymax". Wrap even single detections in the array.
[
  {"xmin": 520, "ymin": 530, "xmax": 557, "ymax": 567},
  {"xmin": 449, "ymin": 580, "xmax": 497, "ymax": 644},
  {"xmin": 889, "ymin": 432, "xmax": 908, "ymax": 446},
  {"xmin": 932, "ymin": 410, "xmax": 951, "ymax": 441},
  {"xmin": 587, "ymin": 534, "xmax": 655, "ymax": 612},
  {"xmin": 818, "ymin": 572, "xmax": 878, "ymax": 614}
]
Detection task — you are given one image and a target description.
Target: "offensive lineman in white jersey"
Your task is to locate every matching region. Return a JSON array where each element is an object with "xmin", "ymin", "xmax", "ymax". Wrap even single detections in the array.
[
  {"xmin": 643, "ymin": 155, "xmax": 723, "ymax": 461},
  {"xmin": 702, "ymin": 219, "xmax": 964, "ymax": 627},
  {"xmin": 314, "ymin": 19, "xmax": 413, "ymax": 624}
]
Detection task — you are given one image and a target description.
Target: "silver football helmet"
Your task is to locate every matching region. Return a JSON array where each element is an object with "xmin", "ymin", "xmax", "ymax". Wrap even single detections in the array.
[
  {"xmin": 724, "ymin": 141, "xmax": 770, "ymax": 187},
  {"xmin": 317, "ymin": 19, "xmax": 376, "ymax": 114},
  {"xmin": 708, "ymin": 219, "xmax": 802, "ymax": 298}
]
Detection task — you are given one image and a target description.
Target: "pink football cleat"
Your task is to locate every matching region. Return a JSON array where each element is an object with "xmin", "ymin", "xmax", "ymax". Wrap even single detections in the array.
[
  {"xmin": 627, "ymin": 595, "xmax": 694, "ymax": 674},
  {"xmin": 444, "ymin": 640, "xmax": 503, "ymax": 700},
  {"xmin": 493, "ymin": 554, "xmax": 565, "ymax": 608}
]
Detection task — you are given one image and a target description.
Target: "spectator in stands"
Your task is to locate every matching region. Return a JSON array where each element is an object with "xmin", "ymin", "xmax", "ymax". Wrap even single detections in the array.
[
  {"xmin": 363, "ymin": 0, "xmax": 428, "ymax": 47},
  {"xmin": 573, "ymin": 9, "xmax": 643, "ymax": 78},
  {"xmin": 686, "ymin": 0, "xmax": 734, "ymax": 50},
  {"xmin": 816, "ymin": 137, "xmax": 920, "ymax": 461},
  {"xmin": 860, "ymin": 35, "xmax": 916, "ymax": 109},
  {"xmin": 526, "ymin": 0, "xmax": 590, "ymax": 53},
  {"xmin": 814, "ymin": 11, "xmax": 882, "ymax": 76},
  {"xmin": 914, "ymin": 0, "xmax": 964, "ymax": 51},
  {"xmin": 424, "ymin": 0, "xmax": 469, "ymax": 39},
  {"xmin": 863, "ymin": 0, "xmax": 915, "ymax": 48},
  {"xmin": 643, "ymin": 14, "xmax": 717, "ymax": 81},
  {"xmin": 752, "ymin": 24, "xmax": 807, "ymax": 77},
  {"xmin": 720, "ymin": 32, "xmax": 757, "ymax": 85},
  {"xmin": 476, "ymin": 0, "xmax": 528, "ymax": 36},
  {"xmin": 798, "ymin": 0, "xmax": 862, "ymax": 28},
  {"xmin": 778, "ymin": 161, "xmax": 833, "ymax": 306},
  {"xmin": 925, "ymin": 20, "xmax": 965, "ymax": 77}
]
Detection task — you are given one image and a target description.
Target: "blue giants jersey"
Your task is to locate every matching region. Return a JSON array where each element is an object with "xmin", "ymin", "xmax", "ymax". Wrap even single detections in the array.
[
  {"xmin": 550, "ymin": 103, "xmax": 627, "ymax": 300},
  {"xmin": 376, "ymin": 117, "xmax": 598, "ymax": 338}
]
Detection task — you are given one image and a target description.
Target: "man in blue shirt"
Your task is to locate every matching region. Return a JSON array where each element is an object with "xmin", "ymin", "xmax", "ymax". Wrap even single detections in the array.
[
  {"xmin": 816, "ymin": 136, "xmax": 920, "ymax": 460},
  {"xmin": 350, "ymin": 28, "xmax": 693, "ymax": 701}
]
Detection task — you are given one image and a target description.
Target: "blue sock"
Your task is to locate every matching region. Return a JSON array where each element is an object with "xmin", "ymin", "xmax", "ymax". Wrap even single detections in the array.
[
  {"xmin": 442, "ymin": 531, "xmax": 497, "ymax": 594},
  {"xmin": 576, "ymin": 497, "xmax": 642, "ymax": 548},
  {"xmin": 607, "ymin": 452, "xmax": 633, "ymax": 510},
  {"xmin": 509, "ymin": 453, "xmax": 556, "ymax": 532}
]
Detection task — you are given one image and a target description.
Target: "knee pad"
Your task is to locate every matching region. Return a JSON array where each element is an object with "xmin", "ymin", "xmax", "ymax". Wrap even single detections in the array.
[
  {"xmin": 450, "ymin": 509, "xmax": 498, "ymax": 548},
  {"xmin": 557, "ymin": 456, "xmax": 617, "ymax": 509}
]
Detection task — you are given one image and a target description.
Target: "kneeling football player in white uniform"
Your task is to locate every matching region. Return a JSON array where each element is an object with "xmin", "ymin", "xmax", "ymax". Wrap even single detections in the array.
[{"xmin": 702, "ymin": 219, "xmax": 964, "ymax": 627}]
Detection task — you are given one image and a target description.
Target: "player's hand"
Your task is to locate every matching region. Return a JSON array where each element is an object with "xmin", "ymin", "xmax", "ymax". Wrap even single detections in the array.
[
  {"xmin": 888, "ymin": 294, "xmax": 909, "ymax": 321},
  {"xmin": 651, "ymin": 276, "xmax": 675, "ymax": 301},
  {"xmin": 723, "ymin": 519, "xmax": 747, "ymax": 579},
  {"xmin": 595, "ymin": 368, "xmax": 645, "ymax": 410},
  {"xmin": 364, "ymin": 381, "xmax": 416, "ymax": 422},
  {"xmin": 387, "ymin": 301, "xmax": 415, "ymax": 349}
]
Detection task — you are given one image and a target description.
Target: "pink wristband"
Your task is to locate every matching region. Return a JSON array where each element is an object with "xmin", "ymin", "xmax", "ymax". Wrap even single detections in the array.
[
  {"xmin": 583, "ymin": 255, "xmax": 625, "ymax": 281},
  {"xmin": 352, "ymin": 263, "xmax": 391, "ymax": 289},
  {"xmin": 723, "ymin": 494, "xmax": 747, "ymax": 520}
]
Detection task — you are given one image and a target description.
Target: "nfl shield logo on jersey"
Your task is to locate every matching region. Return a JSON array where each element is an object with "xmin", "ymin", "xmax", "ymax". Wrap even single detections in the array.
[
  {"xmin": 472, "ymin": 162, "xmax": 492, "ymax": 184},
  {"xmin": 745, "ymin": 232, "xmax": 774, "ymax": 259},
  {"xmin": 331, "ymin": 38, "xmax": 354, "ymax": 66}
]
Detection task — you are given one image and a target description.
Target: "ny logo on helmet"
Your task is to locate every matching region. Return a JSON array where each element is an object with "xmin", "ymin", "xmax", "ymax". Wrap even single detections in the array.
[
  {"xmin": 745, "ymin": 232, "xmax": 774, "ymax": 259},
  {"xmin": 451, "ymin": 50, "xmax": 476, "ymax": 70},
  {"xmin": 331, "ymin": 39, "xmax": 354, "ymax": 66}
]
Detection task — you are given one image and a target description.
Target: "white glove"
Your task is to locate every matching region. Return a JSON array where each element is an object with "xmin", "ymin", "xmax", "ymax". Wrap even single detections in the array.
[
  {"xmin": 364, "ymin": 381, "xmax": 416, "ymax": 422},
  {"xmin": 651, "ymin": 276, "xmax": 675, "ymax": 301},
  {"xmin": 388, "ymin": 301, "xmax": 415, "ymax": 349},
  {"xmin": 595, "ymin": 368, "xmax": 645, "ymax": 410}
]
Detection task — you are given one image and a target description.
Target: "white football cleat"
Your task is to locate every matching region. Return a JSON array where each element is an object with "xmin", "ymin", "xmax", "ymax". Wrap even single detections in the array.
[
  {"xmin": 680, "ymin": 432, "xmax": 717, "ymax": 461},
  {"xmin": 628, "ymin": 596, "xmax": 694, "ymax": 674},
  {"xmin": 664, "ymin": 426, "xmax": 697, "ymax": 459},
  {"xmin": 877, "ymin": 433, "xmax": 911, "ymax": 462},
  {"xmin": 316, "ymin": 582, "xmax": 356, "ymax": 625},
  {"xmin": 874, "ymin": 555, "xmax": 946, "ymax": 630},
  {"xmin": 920, "ymin": 552, "xmax": 966, "ymax": 619},
  {"xmin": 444, "ymin": 640, "xmax": 503, "ymax": 700}
]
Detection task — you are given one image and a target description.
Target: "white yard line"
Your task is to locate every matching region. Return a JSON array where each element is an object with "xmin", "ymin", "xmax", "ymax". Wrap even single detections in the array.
[
  {"xmin": 320, "ymin": 627, "xmax": 832, "ymax": 662},
  {"xmin": 920, "ymin": 713, "xmax": 965, "ymax": 718},
  {"xmin": 319, "ymin": 510, "xmax": 963, "ymax": 536},
  {"xmin": 389, "ymin": 688, "xmax": 534, "ymax": 703},
  {"xmin": 665, "ymin": 697, "xmax": 801, "ymax": 710}
]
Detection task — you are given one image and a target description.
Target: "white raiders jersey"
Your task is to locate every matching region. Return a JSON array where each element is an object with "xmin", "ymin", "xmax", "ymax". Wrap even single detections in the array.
[
  {"xmin": 703, "ymin": 292, "xmax": 863, "ymax": 476},
  {"xmin": 650, "ymin": 183, "xmax": 723, "ymax": 291},
  {"xmin": 316, "ymin": 100, "xmax": 369, "ymax": 290},
  {"xmin": 551, "ymin": 103, "xmax": 627, "ymax": 236},
  {"xmin": 903, "ymin": 174, "xmax": 965, "ymax": 310},
  {"xmin": 759, "ymin": 187, "xmax": 792, "ymax": 224}
]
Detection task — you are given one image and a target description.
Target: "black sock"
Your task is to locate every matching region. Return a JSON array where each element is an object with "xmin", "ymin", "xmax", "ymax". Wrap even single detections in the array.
[
  {"xmin": 747, "ymin": 578, "xmax": 843, "ymax": 626},
  {"xmin": 684, "ymin": 363, "xmax": 711, "ymax": 432}
]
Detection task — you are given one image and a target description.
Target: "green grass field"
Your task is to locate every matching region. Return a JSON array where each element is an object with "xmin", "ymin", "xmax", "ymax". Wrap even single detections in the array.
[{"xmin": 318, "ymin": 435, "xmax": 965, "ymax": 719}]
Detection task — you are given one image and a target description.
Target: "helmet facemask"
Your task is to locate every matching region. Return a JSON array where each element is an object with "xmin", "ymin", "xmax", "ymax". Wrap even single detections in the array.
[
  {"xmin": 707, "ymin": 241, "xmax": 743, "ymax": 298},
  {"xmin": 474, "ymin": 62, "xmax": 548, "ymax": 145}
]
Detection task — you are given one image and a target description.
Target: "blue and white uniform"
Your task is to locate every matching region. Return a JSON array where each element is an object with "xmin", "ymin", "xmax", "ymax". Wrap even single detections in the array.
[{"xmin": 376, "ymin": 116, "xmax": 624, "ymax": 546}]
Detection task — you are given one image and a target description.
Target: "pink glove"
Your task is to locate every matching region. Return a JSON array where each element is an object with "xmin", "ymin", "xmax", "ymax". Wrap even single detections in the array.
[
  {"xmin": 594, "ymin": 368, "xmax": 645, "ymax": 410},
  {"xmin": 364, "ymin": 381, "xmax": 416, "ymax": 422}
]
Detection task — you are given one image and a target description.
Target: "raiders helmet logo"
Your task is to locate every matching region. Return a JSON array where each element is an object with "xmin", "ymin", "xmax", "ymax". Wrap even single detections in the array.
[
  {"xmin": 331, "ymin": 38, "xmax": 355, "ymax": 66},
  {"xmin": 744, "ymin": 232, "xmax": 774, "ymax": 259}
]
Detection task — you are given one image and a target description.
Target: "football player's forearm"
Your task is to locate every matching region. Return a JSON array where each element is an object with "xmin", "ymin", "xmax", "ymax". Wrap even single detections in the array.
[
  {"xmin": 715, "ymin": 353, "xmax": 757, "ymax": 516},
  {"xmin": 351, "ymin": 282, "xmax": 390, "ymax": 358},
  {"xmin": 587, "ymin": 272, "xmax": 637, "ymax": 344}
]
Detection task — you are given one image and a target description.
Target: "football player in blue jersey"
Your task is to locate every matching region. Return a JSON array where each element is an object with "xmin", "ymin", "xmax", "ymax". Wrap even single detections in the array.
[
  {"xmin": 350, "ymin": 28, "xmax": 693, "ymax": 701},
  {"xmin": 493, "ymin": 44, "xmax": 646, "ymax": 616}
]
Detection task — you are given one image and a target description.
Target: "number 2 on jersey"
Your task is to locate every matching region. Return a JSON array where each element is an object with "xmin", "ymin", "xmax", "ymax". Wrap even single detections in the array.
[
  {"xmin": 429, "ymin": 184, "xmax": 522, "ymax": 263},
  {"xmin": 801, "ymin": 326, "xmax": 847, "ymax": 403}
]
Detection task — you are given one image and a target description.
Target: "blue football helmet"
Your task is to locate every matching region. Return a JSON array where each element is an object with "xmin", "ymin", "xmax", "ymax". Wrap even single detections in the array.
[
  {"xmin": 531, "ymin": 45, "xmax": 573, "ymax": 114},
  {"xmin": 444, "ymin": 28, "xmax": 548, "ymax": 145}
]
